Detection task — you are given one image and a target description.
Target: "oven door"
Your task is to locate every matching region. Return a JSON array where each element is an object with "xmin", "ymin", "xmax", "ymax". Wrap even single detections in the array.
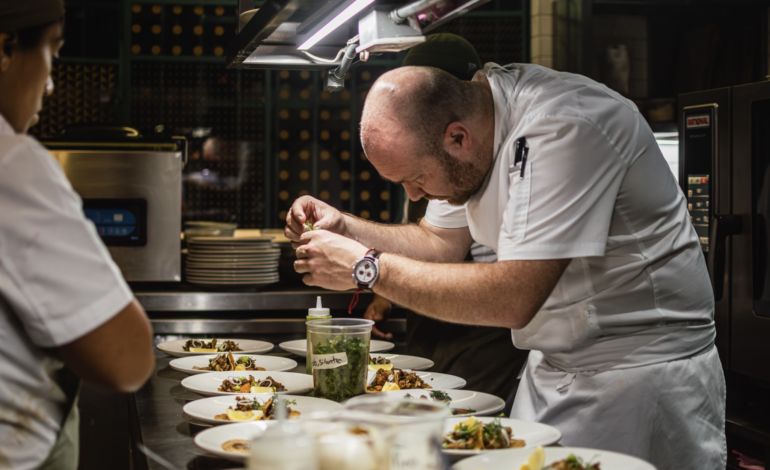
[
  {"xmin": 731, "ymin": 81, "xmax": 770, "ymax": 383},
  {"xmin": 678, "ymin": 87, "xmax": 732, "ymax": 370}
]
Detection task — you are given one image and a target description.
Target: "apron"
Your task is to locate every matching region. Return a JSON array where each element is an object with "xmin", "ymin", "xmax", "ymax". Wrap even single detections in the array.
[
  {"xmin": 39, "ymin": 367, "xmax": 81, "ymax": 470},
  {"xmin": 512, "ymin": 345, "xmax": 726, "ymax": 470}
]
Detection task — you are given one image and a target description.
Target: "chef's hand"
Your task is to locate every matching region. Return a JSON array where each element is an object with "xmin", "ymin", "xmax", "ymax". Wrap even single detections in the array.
[
  {"xmin": 285, "ymin": 196, "xmax": 347, "ymax": 248},
  {"xmin": 294, "ymin": 230, "xmax": 369, "ymax": 290},
  {"xmin": 364, "ymin": 295, "xmax": 393, "ymax": 340}
]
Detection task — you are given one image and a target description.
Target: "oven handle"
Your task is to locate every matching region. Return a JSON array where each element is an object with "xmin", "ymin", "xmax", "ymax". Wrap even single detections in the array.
[{"xmin": 708, "ymin": 214, "xmax": 742, "ymax": 301}]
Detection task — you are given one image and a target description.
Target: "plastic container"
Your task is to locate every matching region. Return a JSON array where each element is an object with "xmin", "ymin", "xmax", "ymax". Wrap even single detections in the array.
[
  {"xmin": 306, "ymin": 318, "xmax": 373, "ymax": 402},
  {"xmin": 306, "ymin": 296, "xmax": 332, "ymax": 374},
  {"xmin": 248, "ymin": 397, "xmax": 318, "ymax": 470},
  {"xmin": 343, "ymin": 397, "xmax": 449, "ymax": 470}
]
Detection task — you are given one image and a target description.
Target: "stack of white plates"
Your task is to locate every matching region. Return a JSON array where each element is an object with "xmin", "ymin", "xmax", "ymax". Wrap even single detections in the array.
[{"xmin": 185, "ymin": 237, "xmax": 280, "ymax": 286}]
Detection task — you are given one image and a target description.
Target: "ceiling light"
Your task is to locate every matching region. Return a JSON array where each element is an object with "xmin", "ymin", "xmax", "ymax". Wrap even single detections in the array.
[{"xmin": 297, "ymin": 0, "xmax": 375, "ymax": 51}]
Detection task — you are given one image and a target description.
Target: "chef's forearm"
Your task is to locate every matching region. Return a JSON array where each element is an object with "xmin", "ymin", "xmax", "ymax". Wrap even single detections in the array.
[
  {"xmin": 373, "ymin": 253, "xmax": 570, "ymax": 329},
  {"xmin": 342, "ymin": 214, "xmax": 468, "ymax": 262}
]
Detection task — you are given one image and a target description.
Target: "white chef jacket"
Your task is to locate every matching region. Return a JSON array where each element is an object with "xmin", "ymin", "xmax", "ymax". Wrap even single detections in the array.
[
  {"xmin": 0, "ymin": 114, "xmax": 134, "ymax": 469},
  {"xmin": 425, "ymin": 64, "xmax": 725, "ymax": 469}
]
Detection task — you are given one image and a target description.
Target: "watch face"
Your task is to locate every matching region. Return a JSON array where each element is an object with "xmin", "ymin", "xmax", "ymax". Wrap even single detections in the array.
[{"xmin": 355, "ymin": 259, "xmax": 377, "ymax": 284}]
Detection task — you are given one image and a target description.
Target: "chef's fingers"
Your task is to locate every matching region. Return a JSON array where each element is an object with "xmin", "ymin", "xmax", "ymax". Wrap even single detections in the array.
[
  {"xmin": 371, "ymin": 324, "xmax": 393, "ymax": 340},
  {"xmin": 363, "ymin": 302, "xmax": 384, "ymax": 321},
  {"xmin": 284, "ymin": 219, "xmax": 302, "ymax": 242},
  {"xmin": 291, "ymin": 241, "xmax": 301, "ymax": 250},
  {"xmin": 286, "ymin": 199, "xmax": 311, "ymax": 234},
  {"xmin": 294, "ymin": 259, "xmax": 311, "ymax": 273},
  {"xmin": 295, "ymin": 245, "xmax": 312, "ymax": 259}
]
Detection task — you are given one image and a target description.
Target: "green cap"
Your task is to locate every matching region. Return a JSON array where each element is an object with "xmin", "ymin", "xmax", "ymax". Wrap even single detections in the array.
[{"xmin": 402, "ymin": 33, "xmax": 482, "ymax": 81}]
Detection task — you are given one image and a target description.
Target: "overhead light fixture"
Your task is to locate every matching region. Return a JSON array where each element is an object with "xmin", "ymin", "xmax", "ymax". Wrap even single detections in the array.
[{"xmin": 297, "ymin": 0, "xmax": 375, "ymax": 51}]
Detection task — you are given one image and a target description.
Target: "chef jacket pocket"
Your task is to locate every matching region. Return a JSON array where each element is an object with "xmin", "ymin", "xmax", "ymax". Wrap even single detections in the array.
[
  {"xmin": 505, "ymin": 164, "xmax": 531, "ymax": 242},
  {"xmin": 512, "ymin": 301, "xmax": 601, "ymax": 352}
]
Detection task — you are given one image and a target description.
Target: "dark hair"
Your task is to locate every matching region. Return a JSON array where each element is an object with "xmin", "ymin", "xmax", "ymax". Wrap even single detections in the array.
[{"xmin": 2, "ymin": 20, "xmax": 60, "ymax": 56}]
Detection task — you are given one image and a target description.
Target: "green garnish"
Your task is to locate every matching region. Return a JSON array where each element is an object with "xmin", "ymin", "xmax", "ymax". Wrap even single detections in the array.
[
  {"xmin": 233, "ymin": 385, "xmax": 241, "ymax": 391},
  {"xmin": 429, "ymin": 390, "xmax": 452, "ymax": 404},
  {"xmin": 305, "ymin": 221, "xmax": 321, "ymax": 231},
  {"xmin": 312, "ymin": 334, "xmax": 368, "ymax": 402},
  {"xmin": 240, "ymin": 356, "xmax": 249, "ymax": 363}
]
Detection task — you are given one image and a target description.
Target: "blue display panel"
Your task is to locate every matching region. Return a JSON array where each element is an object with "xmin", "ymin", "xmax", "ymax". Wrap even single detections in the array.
[{"xmin": 82, "ymin": 199, "xmax": 147, "ymax": 247}]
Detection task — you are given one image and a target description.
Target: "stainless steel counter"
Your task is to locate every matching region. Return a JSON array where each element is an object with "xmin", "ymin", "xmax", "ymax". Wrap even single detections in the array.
[{"xmin": 135, "ymin": 288, "xmax": 371, "ymax": 312}]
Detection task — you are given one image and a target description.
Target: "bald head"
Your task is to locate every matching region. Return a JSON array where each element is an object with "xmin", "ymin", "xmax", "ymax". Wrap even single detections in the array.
[{"xmin": 360, "ymin": 66, "xmax": 481, "ymax": 159}]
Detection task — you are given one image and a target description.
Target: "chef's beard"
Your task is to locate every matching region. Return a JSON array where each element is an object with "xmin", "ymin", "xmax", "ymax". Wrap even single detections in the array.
[{"xmin": 425, "ymin": 147, "xmax": 489, "ymax": 206}]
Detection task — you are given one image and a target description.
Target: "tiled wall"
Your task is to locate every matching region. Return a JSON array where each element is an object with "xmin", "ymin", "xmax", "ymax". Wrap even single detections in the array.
[{"xmin": 530, "ymin": 0, "xmax": 555, "ymax": 68}]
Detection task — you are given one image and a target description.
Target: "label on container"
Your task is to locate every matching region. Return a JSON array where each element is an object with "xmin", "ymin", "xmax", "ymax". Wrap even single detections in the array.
[{"xmin": 311, "ymin": 352, "xmax": 348, "ymax": 370}]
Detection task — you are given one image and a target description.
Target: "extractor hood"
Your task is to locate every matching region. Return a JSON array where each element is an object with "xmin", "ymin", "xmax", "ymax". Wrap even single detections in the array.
[{"xmin": 226, "ymin": 0, "xmax": 492, "ymax": 75}]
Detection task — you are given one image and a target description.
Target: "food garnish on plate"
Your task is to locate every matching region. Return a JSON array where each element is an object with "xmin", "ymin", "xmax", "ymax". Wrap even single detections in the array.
[
  {"xmin": 368, "ymin": 355, "xmax": 393, "ymax": 372},
  {"xmin": 215, "ymin": 394, "xmax": 300, "ymax": 422},
  {"xmin": 192, "ymin": 351, "xmax": 266, "ymax": 372},
  {"xmin": 218, "ymin": 375, "xmax": 286, "ymax": 393},
  {"xmin": 366, "ymin": 368, "xmax": 431, "ymax": 392},
  {"xmin": 221, "ymin": 439, "xmax": 250, "ymax": 454},
  {"xmin": 183, "ymin": 338, "xmax": 243, "ymax": 353},
  {"xmin": 404, "ymin": 390, "xmax": 476, "ymax": 415},
  {"xmin": 443, "ymin": 417, "xmax": 525, "ymax": 451},
  {"xmin": 520, "ymin": 447, "xmax": 602, "ymax": 470}
]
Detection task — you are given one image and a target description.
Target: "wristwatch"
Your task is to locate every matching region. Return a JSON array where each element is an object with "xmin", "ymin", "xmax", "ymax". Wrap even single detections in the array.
[{"xmin": 352, "ymin": 249, "xmax": 382, "ymax": 291}]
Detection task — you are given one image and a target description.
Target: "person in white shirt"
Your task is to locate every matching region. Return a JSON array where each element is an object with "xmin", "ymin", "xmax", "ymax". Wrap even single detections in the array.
[
  {"xmin": 0, "ymin": 3, "xmax": 155, "ymax": 469},
  {"xmin": 285, "ymin": 64, "xmax": 726, "ymax": 469}
]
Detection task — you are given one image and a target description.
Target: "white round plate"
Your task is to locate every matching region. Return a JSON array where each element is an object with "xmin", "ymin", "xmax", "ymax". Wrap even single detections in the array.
[
  {"xmin": 346, "ymin": 389, "xmax": 504, "ymax": 417},
  {"xmin": 187, "ymin": 278, "xmax": 279, "ymax": 286},
  {"xmin": 187, "ymin": 251, "xmax": 280, "ymax": 259},
  {"xmin": 183, "ymin": 394, "xmax": 343, "ymax": 425},
  {"xmin": 368, "ymin": 353, "xmax": 434, "ymax": 371},
  {"xmin": 452, "ymin": 446, "xmax": 656, "ymax": 470},
  {"xmin": 194, "ymin": 421, "xmax": 270, "ymax": 462},
  {"xmin": 279, "ymin": 339, "xmax": 395, "ymax": 356},
  {"xmin": 189, "ymin": 236, "xmax": 273, "ymax": 244},
  {"xmin": 181, "ymin": 370, "xmax": 314, "ymax": 396},
  {"xmin": 186, "ymin": 263, "xmax": 278, "ymax": 269},
  {"xmin": 189, "ymin": 249, "xmax": 276, "ymax": 255},
  {"xmin": 187, "ymin": 279, "xmax": 279, "ymax": 286},
  {"xmin": 185, "ymin": 272, "xmax": 279, "ymax": 280},
  {"xmin": 169, "ymin": 354, "xmax": 298, "ymax": 375},
  {"xmin": 157, "ymin": 339, "xmax": 274, "ymax": 358},
  {"xmin": 441, "ymin": 417, "xmax": 561, "ymax": 456},
  {"xmin": 365, "ymin": 370, "xmax": 466, "ymax": 391}
]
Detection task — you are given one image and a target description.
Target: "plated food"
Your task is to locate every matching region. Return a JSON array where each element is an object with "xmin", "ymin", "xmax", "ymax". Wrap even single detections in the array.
[
  {"xmin": 405, "ymin": 390, "xmax": 475, "ymax": 415},
  {"xmin": 346, "ymin": 389, "xmax": 505, "ymax": 418},
  {"xmin": 279, "ymin": 339, "xmax": 395, "ymax": 357},
  {"xmin": 183, "ymin": 394, "xmax": 344, "ymax": 425},
  {"xmin": 366, "ymin": 368, "xmax": 432, "ymax": 392},
  {"xmin": 181, "ymin": 370, "xmax": 313, "ymax": 397},
  {"xmin": 441, "ymin": 417, "xmax": 562, "ymax": 457},
  {"xmin": 157, "ymin": 338, "xmax": 274, "ymax": 358},
  {"xmin": 194, "ymin": 422, "xmax": 269, "ymax": 461},
  {"xmin": 443, "ymin": 417, "xmax": 525, "ymax": 451},
  {"xmin": 169, "ymin": 354, "xmax": 298, "ymax": 375},
  {"xmin": 450, "ymin": 446, "xmax": 654, "ymax": 470},
  {"xmin": 183, "ymin": 338, "xmax": 242, "ymax": 353},
  {"xmin": 365, "ymin": 369, "xmax": 466, "ymax": 392},
  {"xmin": 214, "ymin": 394, "xmax": 299, "ymax": 421},
  {"xmin": 367, "ymin": 354, "xmax": 435, "ymax": 371},
  {"xmin": 218, "ymin": 375, "xmax": 286, "ymax": 393},
  {"xmin": 193, "ymin": 351, "xmax": 264, "ymax": 372}
]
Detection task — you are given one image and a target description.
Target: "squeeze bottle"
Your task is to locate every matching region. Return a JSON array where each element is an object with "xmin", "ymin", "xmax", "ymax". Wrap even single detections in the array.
[{"xmin": 306, "ymin": 296, "xmax": 331, "ymax": 374}]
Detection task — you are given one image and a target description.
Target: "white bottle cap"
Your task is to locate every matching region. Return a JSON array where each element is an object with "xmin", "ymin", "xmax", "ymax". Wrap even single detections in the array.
[{"xmin": 308, "ymin": 296, "xmax": 330, "ymax": 317}]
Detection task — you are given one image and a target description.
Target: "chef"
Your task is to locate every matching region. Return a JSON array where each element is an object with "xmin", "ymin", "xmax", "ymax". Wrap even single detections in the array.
[
  {"xmin": 0, "ymin": 2, "xmax": 154, "ymax": 469},
  {"xmin": 362, "ymin": 33, "xmax": 527, "ymax": 409},
  {"xmin": 286, "ymin": 63, "xmax": 726, "ymax": 469}
]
